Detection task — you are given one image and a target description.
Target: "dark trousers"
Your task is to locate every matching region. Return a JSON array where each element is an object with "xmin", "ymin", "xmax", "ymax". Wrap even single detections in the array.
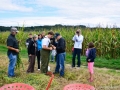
[
  {"xmin": 72, "ymin": 48, "xmax": 81, "ymax": 67},
  {"xmin": 41, "ymin": 49, "xmax": 50, "ymax": 73},
  {"xmin": 27, "ymin": 55, "xmax": 36, "ymax": 73},
  {"xmin": 36, "ymin": 50, "xmax": 41, "ymax": 69}
]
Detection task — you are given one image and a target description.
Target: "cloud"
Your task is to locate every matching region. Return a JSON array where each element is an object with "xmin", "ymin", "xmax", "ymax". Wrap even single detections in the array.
[
  {"xmin": 0, "ymin": 0, "xmax": 120, "ymax": 27},
  {"xmin": 0, "ymin": 16, "xmax": 119, "ymax": 27},
  {"xmin": 0, "ymin": 0, "xmax": 33, "ymax": 12}
]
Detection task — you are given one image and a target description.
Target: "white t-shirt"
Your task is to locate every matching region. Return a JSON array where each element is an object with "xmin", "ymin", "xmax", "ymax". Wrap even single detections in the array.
[
  {"xmin": 72, "ymin": 34, "xmax": 84, "ymax": 49},
  {"xmin": 42, "ymin": 36, "xmax": 50, "ymax": 48}
]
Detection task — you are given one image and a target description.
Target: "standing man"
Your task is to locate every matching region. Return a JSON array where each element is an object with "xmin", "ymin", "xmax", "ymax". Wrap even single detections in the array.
[
  {"xmin": 54, "ymin": 33, "xmax": 66, "ymax": 77},
  {"xmin": 72, "ymin": 29, "xmax": 84, "ymax": 68},
  {"xmin": 41, "ymin": 31, "xmax": 54, "ymax": 74},
  {"xmin": 7, "ymin": 27, "xmax": 19, "ymax": 77}
]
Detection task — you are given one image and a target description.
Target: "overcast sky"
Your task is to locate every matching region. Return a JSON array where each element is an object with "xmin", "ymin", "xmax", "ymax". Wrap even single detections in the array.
[{"xmin": 0, "ymin": 0, "xmax": 120, "ymax": 27}]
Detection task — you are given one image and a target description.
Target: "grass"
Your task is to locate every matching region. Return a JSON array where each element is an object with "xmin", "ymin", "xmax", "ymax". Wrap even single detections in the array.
[
  {"xmin": 0, "ymin": 54, "xmax": 120, "ymax": 90},
  {"xmin": 0, "ymin": 44, "xmax": 120, "ymax": 90},
  {"xmin": 0, "ymin": 44, "xmax": 120, "ymax": 70}
]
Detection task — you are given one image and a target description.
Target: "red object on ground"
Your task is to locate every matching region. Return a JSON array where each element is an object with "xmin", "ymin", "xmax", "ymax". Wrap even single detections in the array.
[
  {"xmin": 46, "ymin": 72, "xmax": 54, "ymax": 90},
  {"xmin": 0, "ymin": 83, "xmax": 35, "ymax": 90},
  {"xmin": 63, "ymin": 83, "xmax": 95, "ymax": 90}
]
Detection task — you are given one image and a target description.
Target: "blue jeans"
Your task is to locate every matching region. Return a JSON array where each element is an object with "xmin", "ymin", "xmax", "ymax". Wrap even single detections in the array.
[
  {"xmin": 8, "ymin": 53, "xmax": 17, "ymax": 77},
  {"xmin": 55, "ymin": 52, "xmax": 66, "ymax": 76}
]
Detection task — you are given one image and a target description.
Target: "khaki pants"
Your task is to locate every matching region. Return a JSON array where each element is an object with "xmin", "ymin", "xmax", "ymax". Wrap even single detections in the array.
[
  {"xmin": 27, "ymin": 55, "xmax": 36, "ymax": 73},
  {"xmin": 41, "ymin": 49, "xmax": 50, "ymax": 73}
]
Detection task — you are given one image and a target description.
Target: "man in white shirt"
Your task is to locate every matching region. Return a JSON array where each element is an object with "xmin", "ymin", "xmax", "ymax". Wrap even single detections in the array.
[
  {"xmin": 72, "ymin": 29, "xmax": 84, "ymax": 67},
  {"xmin": 41, "ymin": 31, "xmax": 55, "ymax": 74}
]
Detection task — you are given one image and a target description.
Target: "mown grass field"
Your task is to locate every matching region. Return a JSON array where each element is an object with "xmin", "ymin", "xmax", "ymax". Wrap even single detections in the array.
[{"xmin": 0, "ymin": 44, "xmax": 120, "ymax": 90}]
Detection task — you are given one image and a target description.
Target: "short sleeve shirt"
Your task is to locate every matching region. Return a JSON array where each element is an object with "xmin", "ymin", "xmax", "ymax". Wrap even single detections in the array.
[
  {"xmin": 7, "ymin": 34, "xmax": 19, "ymax": 55},
  {"xmin": 42, "ymin": 36, "xmax": 50, "ymax": 48}
]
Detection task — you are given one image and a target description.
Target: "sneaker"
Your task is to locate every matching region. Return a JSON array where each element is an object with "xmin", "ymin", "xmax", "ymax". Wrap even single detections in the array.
[{"xmin": 38, "ymin": 69, "xmax": 40, "ymax": 71}]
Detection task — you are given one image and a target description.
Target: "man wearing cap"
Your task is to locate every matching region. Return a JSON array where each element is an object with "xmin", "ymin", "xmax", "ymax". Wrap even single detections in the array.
[
  {"xmin": 54, "ymin": 33, "xmax": 66, "ymax": 77},
  {"xmin": 7, "ymin": 27, "xmax": 19, "ymax": 77}
]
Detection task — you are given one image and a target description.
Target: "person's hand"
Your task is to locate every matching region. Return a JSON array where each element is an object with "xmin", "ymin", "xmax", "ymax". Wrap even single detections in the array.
[
  {"xmin": 53, "ymin": 46, "xmax": 56, "ymax": 50},
  {"xmin": 18, "ymin": 40, "xmax": 21, "ymax": 43},
  {"xmin": 29, "ymin": 54, "xmax": 32, "ymax": 56},
  {"xmin": 49, "ymin": 47, "xmax": 53, "ymax": 50},
  {"xmin": 52, "ymin": 45, "xmax": 56, "ymax": 50},
  {"xmin": 88, "ymin": 59, "xmax": 91, "ymax": 61},
  {"xmin": 15, "ymin": 49, "xmax": 19, "ymax": 53}
]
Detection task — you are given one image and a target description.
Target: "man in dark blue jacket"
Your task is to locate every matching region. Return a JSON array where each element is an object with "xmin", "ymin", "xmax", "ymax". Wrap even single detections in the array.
[{"xmin": 54, "ymin": 33, "xmax": 66, "ymax": 77}]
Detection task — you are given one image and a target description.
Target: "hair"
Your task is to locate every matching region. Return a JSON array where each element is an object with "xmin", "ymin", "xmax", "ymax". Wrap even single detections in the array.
[
  {"xmin": 33, "ymin": 34, "xmax": 38, "ymax": 39},
  {"xmin": 48, "ymin": 31, "xmax": 54, "ymax": 35},
  {"xmin": 29, "ymin": 33, "xmax": 32, "ymax": 35},
  {"xmin": 38, "ymin": 34, "xmax": 42, "ymax": 36},
  {"xmin": 88, "ymin": 42, "xmax": 94, "ymax": 48}
]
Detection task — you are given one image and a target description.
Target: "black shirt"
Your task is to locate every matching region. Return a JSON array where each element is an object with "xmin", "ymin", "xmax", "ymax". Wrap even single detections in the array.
[
  {"xmin": 56, "ymin": 38, "xmax": 66, "ymax": 54},
  {"xmin": 26, "ymin": 38, "xmax": 32, "ymax": 44},
  {"xmin": 7, "ymin": 34, "xmax": 19, "ymax": 55},
  {"xmin": 28, "ymin": 41, "xmax": 37, "ymax": 55}
]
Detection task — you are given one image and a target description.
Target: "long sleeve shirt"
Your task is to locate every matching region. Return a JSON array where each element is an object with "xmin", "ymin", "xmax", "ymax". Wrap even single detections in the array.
[
  {"xmin": 72, "ymin": 34, "xmax": 84, "ymax": 49},
  {"xmin": 56, "ymin": 38, "xmax": 66, "ymax": 54},
  {"xmin": 86, "ymin": 48, "xmax": 96, "ymax": 62}
]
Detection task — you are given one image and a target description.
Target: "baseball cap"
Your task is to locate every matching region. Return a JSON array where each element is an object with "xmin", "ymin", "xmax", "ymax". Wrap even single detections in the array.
[
  {"xmin": 11, "ymin": 27, "xmax": 19, "ymax": 33},
  {"xmin": 54, "ymin": 33, "xmax": 60, "ymax": 38}
]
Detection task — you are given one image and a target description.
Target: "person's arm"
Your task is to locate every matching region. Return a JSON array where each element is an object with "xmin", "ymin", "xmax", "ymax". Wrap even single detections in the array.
[
  {"xmin": 75, "ymin": 35, "xmax": 83, "ymax": 42},
  {"xmin": 87, "ymin": 49, "xmax": 96, "ymax": 61},
  {"xmin": 7, "ymin": 46, "xmax": 19, "ymax": 53},
  {"xmin": 26, "ymin": 39, "xmax": 29, "ymax": 47},
  {"xmin": 72, "ymin": 35, "xmax": 76, "ymax": 41},
  {"xmin": 28, "ymin": 41, "xmax": 33, "ymax": 55},
  {"xmin": 42, "ymin": 38, "xmax": 52, "ymax": 50},
  {"xmin": 42, "ymin": 45, "xmax": 52, "ymax": 50},
  {"xmin": 7, "ymin": 38, "xmax": 19, "ymax": 53}
]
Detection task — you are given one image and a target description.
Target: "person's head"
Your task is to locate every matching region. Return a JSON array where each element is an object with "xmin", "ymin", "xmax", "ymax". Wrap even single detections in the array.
[
  {"xmin": 33, "ymin": 34, "xmax": 38, "ymax": 41},
  {"xmin": 47, "ymin": 31, "xmax": 54, "ymax": 39},
  {"xmin": 42, "ymin": 31, "xmax": 46, "ymax": 38},
  {"xmin": 38, "ymin": 34, "xmax": 42, "ymax": 39},
  {"xmin": 29, "ymin": 33, "xmax": 32, "ymax": 38},
  {"xmin": 76, "ymin": 29, "xmax": 81, "ymax": 35},
  {"xmin": 11, "ymin": 27, "xmax": 19, "ymax": 35},
  {"xmin": 54, "ymin": 33, "xmax": 61, "ymax": 40},
  {"xmin": 88, "ymin": 42, "xmax": 94, "ymax": 48}
]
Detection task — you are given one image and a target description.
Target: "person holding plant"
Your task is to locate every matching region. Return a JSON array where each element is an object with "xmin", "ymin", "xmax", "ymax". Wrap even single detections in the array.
[
  {"xmin": 36, "ymin": 34, "xmax": 42, "ymax": 71},
  {"xmin": 86, "ymin": 42, "xmax": 96, "ymax": 82},
  {"xmin": 27, "ymin": 34, "xmax": 38, "ymax": 73},
  {"xmin": 72, "ymin": 29, "xmax": 84, "ymax": 68},
  {"xmin": 41, "ymin": 31, "xmax": 54, "ymax": 74},
  {"xmin": 54, "ymin": 33, "xmax": 66, "ymax": 77},
  {"xmin": 7, "ymin": 27, "xmax": 19, "ymax": 77}
]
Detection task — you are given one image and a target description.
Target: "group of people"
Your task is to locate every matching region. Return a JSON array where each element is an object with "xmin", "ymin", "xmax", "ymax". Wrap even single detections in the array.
[{"xmin": 6, "ymin": 27, "xmax": 96, "ymax": 82}]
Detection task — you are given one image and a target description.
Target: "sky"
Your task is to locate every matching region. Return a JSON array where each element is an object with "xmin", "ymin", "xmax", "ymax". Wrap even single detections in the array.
[{"xmin": 0, "ymin": 0, "xmax": 120, "ymax": 27}]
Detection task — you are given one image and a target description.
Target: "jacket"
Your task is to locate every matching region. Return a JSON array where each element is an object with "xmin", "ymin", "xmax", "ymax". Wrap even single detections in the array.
[
  {"xmin": 56, "ymin": 38, "xmax": 66, "ymax": 54},
  {"xmin": 28, "ymin": 40, "xmax": 37, "ymax": 55},
  {"xmin": 86, "ymin": 48, "xmax": 96, "ymax": 62}
]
